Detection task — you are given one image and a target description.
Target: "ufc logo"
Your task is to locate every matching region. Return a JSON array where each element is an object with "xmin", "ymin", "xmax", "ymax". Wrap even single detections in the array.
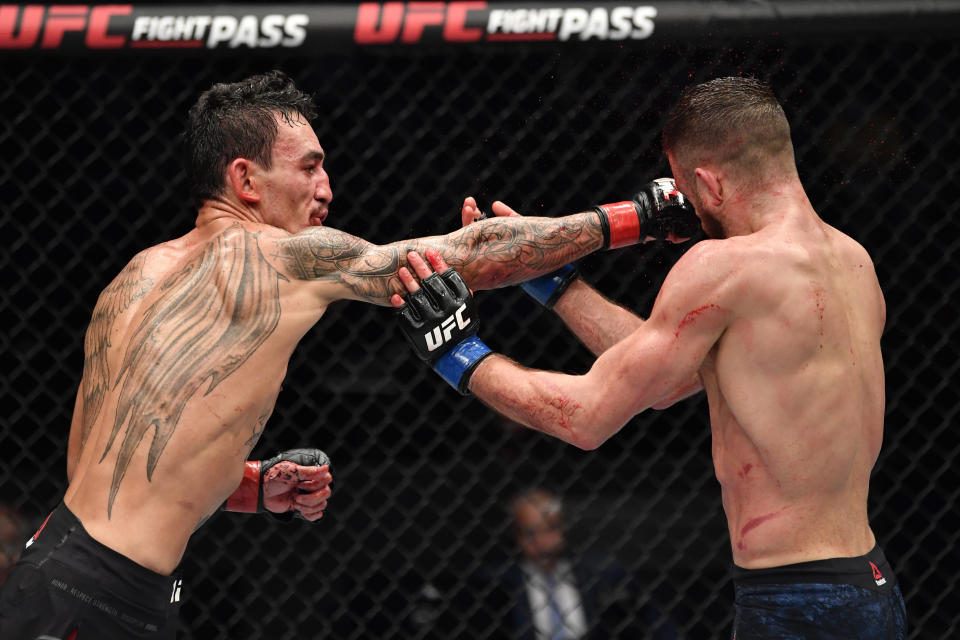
[
  {"xmin": 424, "ymin": 303, "xmax": 469, "ymax": 351},
  {"xmin": 0, "ymin": 5, "xmax": 132, "ymax": 49},
  {"xmin": 354, "ymin": 2, "xmax": 486, "ymax": 44}
]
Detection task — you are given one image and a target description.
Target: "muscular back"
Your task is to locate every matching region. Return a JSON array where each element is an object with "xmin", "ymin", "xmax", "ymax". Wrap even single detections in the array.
[
  {"xmin": 703, "ymin": 219, "xmax": 886, "ymax": 568},
  {"xmin": 65, "ymin": 222, "xmax": 327, "ymax": 574}
]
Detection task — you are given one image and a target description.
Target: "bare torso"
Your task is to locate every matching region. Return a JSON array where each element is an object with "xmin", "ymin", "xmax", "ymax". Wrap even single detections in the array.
[
  {"xmin": 64, "ymin": 221, "xmax": 335, "ymax": 574},
  {"xmin": 61, "ymin": 210, "xmax": 604, "ymax": 575},
  {"xmin": 700, "ymin": 217, "xmax": 885, "ymax": 568}
]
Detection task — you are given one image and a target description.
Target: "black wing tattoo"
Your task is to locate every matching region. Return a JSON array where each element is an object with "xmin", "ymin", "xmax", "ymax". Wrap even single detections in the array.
[
  {"xmin": 81, "ymin": 253, "xmax": 153, "ymax": 448},
  {"xmin": 100, "ymin": 226, "xmax": 282, "ymax": 518}
]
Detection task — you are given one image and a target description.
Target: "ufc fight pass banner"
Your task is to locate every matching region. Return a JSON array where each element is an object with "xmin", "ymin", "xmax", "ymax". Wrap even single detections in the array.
[{"xmin": 1, "ymin": 2, "xmax": 955, "ymax": 52}]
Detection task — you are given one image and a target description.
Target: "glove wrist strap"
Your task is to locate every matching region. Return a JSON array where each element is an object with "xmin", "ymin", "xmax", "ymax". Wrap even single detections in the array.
[
  {"xmin": 596, "ymin": 201, "xmax": 641, "ymax": 249},
  {"xmin": 433, "ymin": 336, "xmax": 493, "ymax": 394},
  {"xmin": 224, "ymin": 460, "xmax": 261, "ymax": 513},
  {"xmin": 521, "ymin": 264, "xmax": 578, "ymax": 309}
]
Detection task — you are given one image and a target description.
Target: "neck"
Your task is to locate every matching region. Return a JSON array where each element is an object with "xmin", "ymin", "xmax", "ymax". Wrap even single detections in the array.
[
  {"xmin": 717, "ymin": 179, "xmax": 814, "ymax": 237},
  {"xmin": 195, "ymin": 198, "xmax": 262, "ymax": 229}
]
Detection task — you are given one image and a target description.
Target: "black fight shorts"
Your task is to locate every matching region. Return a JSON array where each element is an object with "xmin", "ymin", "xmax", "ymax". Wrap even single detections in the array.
[
  {"xmin": 0, "ymin": 502, "xmax": 181, "ymax": 640},
  {"xmin": 730, "ymin": 544, "xmax": 907, "ymax": 639}
]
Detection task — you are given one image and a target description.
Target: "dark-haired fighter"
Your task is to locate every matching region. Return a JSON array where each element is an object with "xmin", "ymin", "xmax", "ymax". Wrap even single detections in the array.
[
  {"xmin": 395, "ymin": 77, "xmax": 906, "ymax": 639},
  {"xmin": 0, "ymin": 70, "xmax": 688, "ymax": 639}
]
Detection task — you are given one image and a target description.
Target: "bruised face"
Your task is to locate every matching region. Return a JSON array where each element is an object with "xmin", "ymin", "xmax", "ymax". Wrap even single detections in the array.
[
  {"xmin": 256, "ymin": 113, "xmax": 333, "ymax": 234},
  {"xmin": 514, "ymin": 495, "xmax": 566, "ymax": 571}
]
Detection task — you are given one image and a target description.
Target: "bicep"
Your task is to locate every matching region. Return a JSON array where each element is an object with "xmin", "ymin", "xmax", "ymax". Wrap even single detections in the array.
[
  {"xmin": 582, "ymin": 323, "xmax": 703, "ymax": 418},
  {"xmin": 585, "ymin": 257, "xmax": 731, "ymax": 412},
  {"xmin": 269, "ymin": 228, "xmax": 410, "ymax": 305}
]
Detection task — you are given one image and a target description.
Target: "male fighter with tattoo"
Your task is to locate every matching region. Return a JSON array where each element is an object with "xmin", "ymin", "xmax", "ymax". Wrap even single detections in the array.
[
  {"xmin": 0, "ymin": 70, "xmax": 691, "ymax": 639},
  {"xmin": 394, "ymin": 77, "xmax": 906, "ymax": 638}
]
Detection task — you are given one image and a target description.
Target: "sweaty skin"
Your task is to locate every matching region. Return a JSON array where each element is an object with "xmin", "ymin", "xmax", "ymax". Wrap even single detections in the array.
[
  {"xmin": 63, "ymin": 115, "xmax": 604, "ymax": 575},
  {"xmin": 435, "ymin": 180, "xmax": 885, "ymax": 570}
]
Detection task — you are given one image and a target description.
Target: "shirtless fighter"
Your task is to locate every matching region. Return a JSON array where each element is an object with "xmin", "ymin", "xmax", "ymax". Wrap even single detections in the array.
[
  {"xmin": 0, "ymin": 70, "xmax": 691, "ymax": 639},
  {"xmin": 394, "ymin": 77, "xmax": 907, "ymax": 638}
]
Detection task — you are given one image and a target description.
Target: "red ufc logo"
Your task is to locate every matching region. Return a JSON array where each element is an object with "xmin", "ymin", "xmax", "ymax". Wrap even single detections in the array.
[
  {"xmin": 0, "ymin": 4, "xmax": 131, "ymax": 49},
  {"xmin": 354, "ymin": 1, "xmax": 486, "ymax": 44}
]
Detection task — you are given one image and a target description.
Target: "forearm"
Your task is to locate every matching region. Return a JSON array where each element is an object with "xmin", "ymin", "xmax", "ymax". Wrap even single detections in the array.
[
  {"xmin": 552, "ymin": 279, "xmax": 645, "ymax": 355},
  {"xmin": 405, "ymin": 211, "xmax": 605, "ymax": 292},
  {"xmin": 277, "ymin": 212, "xmax": 605, "ymax": 306},
  {"xmin": 468, "ymin": 355, "xmax": 624, "ymax": 450}
]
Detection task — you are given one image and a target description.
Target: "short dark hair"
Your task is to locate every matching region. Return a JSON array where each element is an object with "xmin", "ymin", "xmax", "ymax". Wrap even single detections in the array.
[
  {"xmin": 183, "ymin": 70, "xmax": 318, "ymax": 205},
  {"xmin": 662, "ymin": 76, "xmax": 793, "ymax": 176}
]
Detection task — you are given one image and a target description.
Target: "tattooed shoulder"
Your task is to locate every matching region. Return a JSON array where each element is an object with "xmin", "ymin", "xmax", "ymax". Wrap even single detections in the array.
[
  {"xmin": 269, "ymin": 227, "xmax": 406, "ymax": 303},
  {"xmin": 270, "ymin": 227, "xmax": 370, "ymax": 280}
]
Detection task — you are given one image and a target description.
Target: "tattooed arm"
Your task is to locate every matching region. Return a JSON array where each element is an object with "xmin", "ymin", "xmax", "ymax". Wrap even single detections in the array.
[{"xmin": 271, "ymin": 212, "xmax": 605, "ymax": 305}]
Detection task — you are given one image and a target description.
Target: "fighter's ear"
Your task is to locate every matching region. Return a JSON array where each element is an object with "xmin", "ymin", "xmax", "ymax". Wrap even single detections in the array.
[
  {"xmin": 227, "ymin": 158, "xmax": 260, "ymax": 203},
  {"xmin": 693, "ymin": 166, "xmax": 723, "ymax": 206}
]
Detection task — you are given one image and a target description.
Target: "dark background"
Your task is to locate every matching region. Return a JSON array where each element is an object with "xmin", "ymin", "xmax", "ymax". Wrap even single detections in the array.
[{"xmin": 2, "ymin": 5, "xmax": 959, "ymax": 639}]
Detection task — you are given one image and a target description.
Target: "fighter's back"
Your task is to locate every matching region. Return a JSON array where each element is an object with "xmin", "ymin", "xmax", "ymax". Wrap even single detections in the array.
[
  {"xmin": 703, "ymin": 214, "xmax": 886, "ymax": 568},
  {"xmin": 64, "ymin": 220, "xmax": 325, "ymax": 574}
]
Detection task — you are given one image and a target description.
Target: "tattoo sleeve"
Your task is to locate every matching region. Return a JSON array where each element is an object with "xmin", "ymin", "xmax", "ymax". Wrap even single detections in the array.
[{"xmin": 272, "ymin": 211, "xmax": 604, "ymax": 304}]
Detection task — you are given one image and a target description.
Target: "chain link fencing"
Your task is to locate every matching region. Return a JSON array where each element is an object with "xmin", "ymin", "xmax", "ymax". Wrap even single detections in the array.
[{"xmin": 2, "ymin": 9, "xmax": 959, "ymax": 640}]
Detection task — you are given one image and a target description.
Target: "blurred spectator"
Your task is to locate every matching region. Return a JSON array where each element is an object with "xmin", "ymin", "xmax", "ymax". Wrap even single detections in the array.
[{"xmin": 473, "ymin": 487, "xmax": 677, "ymax": 640}]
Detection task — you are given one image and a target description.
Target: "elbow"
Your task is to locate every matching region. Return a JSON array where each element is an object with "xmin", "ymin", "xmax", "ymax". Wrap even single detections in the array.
[
  {"xmin": 564, "ymin": 401, "xmax": 634, "ymax": 450},
  {"xmin": 567, "ymin": 423, "xmax": 610, "ymax": 451},
  {"xmin": 571, "ymin": 434, "xmax": 603, "ymax": 451}
]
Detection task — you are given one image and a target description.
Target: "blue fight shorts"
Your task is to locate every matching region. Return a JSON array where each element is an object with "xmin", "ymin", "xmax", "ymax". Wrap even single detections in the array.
[{"xmin": 730, "ymin": 544, "xmax": 907, "ymax": 639}]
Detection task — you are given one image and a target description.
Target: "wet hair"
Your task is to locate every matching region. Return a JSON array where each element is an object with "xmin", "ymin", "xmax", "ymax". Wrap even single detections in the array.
[
  {"xmin": 662, "ymin": 76, "xmax": 794, "ymax": 180},
  {"xmin": 183, "ymin": 70, "xmax": 318, "ymax": 206}
]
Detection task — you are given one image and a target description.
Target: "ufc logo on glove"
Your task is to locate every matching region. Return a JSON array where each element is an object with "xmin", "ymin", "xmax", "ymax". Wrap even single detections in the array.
[
  {"xmin": 395, "ymin": 270, "xmax": 492, "ymax": 394},
  {"xmin": 424, "ymin": 303, "xmax": 470, "ymax": 351}
]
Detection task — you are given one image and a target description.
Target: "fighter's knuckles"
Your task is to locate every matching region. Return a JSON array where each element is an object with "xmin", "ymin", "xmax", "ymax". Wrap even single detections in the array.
[{"xmin": 264, "ymin": 460, "xmax": 298, "ymax": 482}]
